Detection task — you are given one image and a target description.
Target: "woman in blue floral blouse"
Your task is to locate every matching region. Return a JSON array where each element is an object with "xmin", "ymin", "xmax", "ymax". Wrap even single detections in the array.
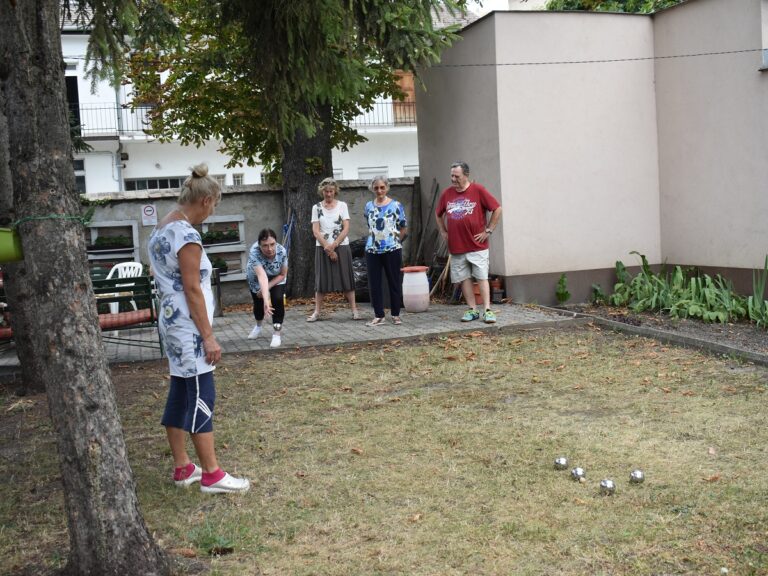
[
  {"xmin": 147, "ymin": 164, "xmax": 251, "ymax": 494},
  {"xmin": 364, "ymin": 176, "xmax": 408, "ymax": 326},
  {"xmin": 246, "ymin": 228, "xmax": 288, "ymax": 348}
]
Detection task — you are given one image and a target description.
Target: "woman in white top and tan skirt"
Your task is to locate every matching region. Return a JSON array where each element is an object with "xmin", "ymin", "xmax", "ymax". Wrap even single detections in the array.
[{"xmin": 308, "ymin": 177, "xmax": 362, "ymax": 321}]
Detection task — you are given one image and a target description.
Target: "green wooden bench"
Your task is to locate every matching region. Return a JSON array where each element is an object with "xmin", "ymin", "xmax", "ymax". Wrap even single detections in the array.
[{"xmin": 0, "ymin": 275, "xmax": 162, "ymax": 352}]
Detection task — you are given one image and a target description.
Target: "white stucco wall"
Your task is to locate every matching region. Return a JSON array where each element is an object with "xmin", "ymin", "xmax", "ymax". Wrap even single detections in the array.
[
  {"xmin": 654, "ymin": 0, "xmax": 768, "ymax": 269},
  {"xmin": 332, "ymin": 130, "xmax": 418, "ymax": 179},
  {"xmin": 119, "ymin": 140, "xmax": 264, "ymax": 187},
  {"xmin": 494, "ymin": 12, "xmax": 661, "ymax": 275}
]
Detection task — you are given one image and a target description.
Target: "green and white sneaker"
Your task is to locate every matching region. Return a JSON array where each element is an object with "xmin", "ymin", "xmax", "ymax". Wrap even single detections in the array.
[
  {"xmin": 461, "ymin": 309, "xmax": 481, "ymax": 322},
  {"xmin": 483, "ymin": 310, "xmax": 497, "ymax": 324}
]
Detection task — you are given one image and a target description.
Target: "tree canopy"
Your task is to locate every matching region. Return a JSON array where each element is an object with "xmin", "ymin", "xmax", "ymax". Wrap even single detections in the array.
[
  {"xmin": 545, "ymin": 0, "xmax": 683, "ymax": 12},
  {"xmin": 128, "ymin": 0, "xmax": 470, "ymax": 296},
  {"xmin": 129, "ymin": 0, "xmax": 469, "ymax": 171}
]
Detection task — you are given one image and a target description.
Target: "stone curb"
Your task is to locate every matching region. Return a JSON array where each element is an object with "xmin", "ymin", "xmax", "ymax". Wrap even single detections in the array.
[{"xmin": 536, "ymin": 305, "xmax": 768, "ymax": 368}]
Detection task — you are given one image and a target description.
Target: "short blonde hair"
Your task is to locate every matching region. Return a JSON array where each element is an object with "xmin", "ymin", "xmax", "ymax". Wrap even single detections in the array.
[
  {"xmin": 317, "ymin": 177, "xmax": 338, "ymax": 198},
  {"xmin": 178, "ymin": 163, "xmax": 222, "ymax": 205}
]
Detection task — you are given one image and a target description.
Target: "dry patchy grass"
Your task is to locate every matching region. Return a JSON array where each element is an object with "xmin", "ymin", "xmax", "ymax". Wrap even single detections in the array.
[{"xmin": 2, "ymin": 326, "xmax": 768, "ymax": 575}]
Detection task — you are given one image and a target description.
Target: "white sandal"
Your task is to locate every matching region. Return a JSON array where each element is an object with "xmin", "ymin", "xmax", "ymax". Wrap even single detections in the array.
[
  {"xmin": 366, "ymin": 317, "xmax": 386, "ymax": 327},
  {"xmin": 306, "ymin": 312, "xmax": 320, "ymax": 322}
]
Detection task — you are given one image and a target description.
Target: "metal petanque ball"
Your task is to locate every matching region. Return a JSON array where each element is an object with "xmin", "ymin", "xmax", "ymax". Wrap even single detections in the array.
[
  {"xmin": 599, "ymin": 479, "xmax": 616, "ymax": 495},
  {"xmin": 571, "ymin": 467, "xmax": 585, "ymax": 481},
  {"xmin": 554, "ymin": 457, "xmax": 568, "ymax": 470},
  {"xmin": 629, "ymin": 469, "xmax": 645, "ymax": 484}
]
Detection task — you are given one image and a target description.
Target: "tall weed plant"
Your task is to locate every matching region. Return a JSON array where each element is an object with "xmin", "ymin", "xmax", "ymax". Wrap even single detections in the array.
[{"xmin": 609, "ymin": 252, "xmax": 765, "ymax": 327}]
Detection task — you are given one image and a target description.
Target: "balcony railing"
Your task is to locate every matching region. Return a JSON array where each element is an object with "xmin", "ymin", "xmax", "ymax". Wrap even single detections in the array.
[
  {"xmin": 69, "ymin": 100, "xmax": 416, "ymax": 137},
  {"xmin": 70, "ymin": 104, "xmax": 153, "ymax": 137}
]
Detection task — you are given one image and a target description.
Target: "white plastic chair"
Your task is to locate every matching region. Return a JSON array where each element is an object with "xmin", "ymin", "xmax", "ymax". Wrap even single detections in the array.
[{"xmin": 105, "ymin": 262, "xmax": 144, "ymax": 314}]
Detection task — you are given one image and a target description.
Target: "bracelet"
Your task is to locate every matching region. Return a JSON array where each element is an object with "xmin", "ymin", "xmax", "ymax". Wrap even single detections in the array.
[{"xmin": 485, "ymin": 228, "xmax": 493, "ymax": 235}]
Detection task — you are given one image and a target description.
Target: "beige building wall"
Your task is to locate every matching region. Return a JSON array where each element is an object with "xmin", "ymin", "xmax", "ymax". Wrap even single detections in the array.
[
  {"xmin": 416, "ymin": 16, "xmax": 503, "ymax": 271},
  {"xmin": 493, "ymin": 12, "xmax": 661, "ymax": 275},
  {"xmin": 654, "ymin": 0, "xmax": 768, "ymax": 270},
  {"xmin": 419, "ymin": 13, "xmax": 661, "ymax": 282}
]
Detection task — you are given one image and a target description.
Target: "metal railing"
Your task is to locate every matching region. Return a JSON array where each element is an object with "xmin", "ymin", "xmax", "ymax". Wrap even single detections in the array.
[{"xmin": 70, "ymin": 100, "xmax": 416, "ymax": 137}]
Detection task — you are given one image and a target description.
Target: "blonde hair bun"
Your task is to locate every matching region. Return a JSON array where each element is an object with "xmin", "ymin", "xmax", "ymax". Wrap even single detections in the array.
[{"xmin": 191, "ymin": 163, "xmax": 209, "ymax": 178}]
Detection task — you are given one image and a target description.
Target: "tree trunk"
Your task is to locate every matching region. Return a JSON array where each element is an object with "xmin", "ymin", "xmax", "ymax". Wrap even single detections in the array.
[
  {"xmin": 0, "ymin": 2, "xmax": 170, "ymax": 574},
  {"xmin": 0, "ymin": 85, "xmax": 43, "ymax": 394},
  {"xmin": 282, "ymin": 103, "xmax": 334, "ymax": 298}
]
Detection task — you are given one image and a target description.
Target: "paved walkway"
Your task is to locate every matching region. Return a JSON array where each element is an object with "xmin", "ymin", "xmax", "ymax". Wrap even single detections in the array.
[{"xmin": 0, "ymin": 303, "xmax": 571, "ymax": 373}]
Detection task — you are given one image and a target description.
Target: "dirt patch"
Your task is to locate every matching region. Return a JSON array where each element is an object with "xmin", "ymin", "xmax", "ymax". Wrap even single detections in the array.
[{"xmin": 561, "ymin": 304, "xmax": 768, "ymax": 358}]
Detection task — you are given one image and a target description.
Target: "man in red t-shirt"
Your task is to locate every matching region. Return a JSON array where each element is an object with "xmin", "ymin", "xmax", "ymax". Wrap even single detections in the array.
[{"xmin": 436, "ymin": 161, "xmax": 502, "ymax": 323}]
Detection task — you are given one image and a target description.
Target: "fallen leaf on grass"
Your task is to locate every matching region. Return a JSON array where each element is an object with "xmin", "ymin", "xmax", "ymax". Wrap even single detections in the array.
[
  {"xmin": 351, "ymin": 447, "xmax": 364, "ymax": 455},
  {"xmin": 702, "ymin": 474, "xmax": 721, "ymax": 482},
  {"xmin": 295, "ymin": 470, "xmax": 306, "ymax": 478},
  {"xmin": 469, "ymin": 331, "xmax": 485, "ymax": 337},
  {"xmin": 341, "ymin": 386, "xmax": 353, "ymax": 392},
  {"xmin": 389, "ymin": 397, "xmax": 402, "ymax": 403},
  {"xmin": 555, "ymin": 364, "xmax": 566, "ymax": 371},
  {"xmin": 444, "ymin": 355, "xmax": 458, "ymax": 361},
  {"xmin": 708, "ymin": 447, "xmax": 717, "ymax": 456},
  {"xmin": 169, "ymin": 548, "xmax": 197, "ymax": 558},
  {"xmin": 572, "ymin": 385, "xmax": 583, "ymax": 390},
  {"xmin": 208, "ymin": 546, "xmax": 234, "ymax": 556},
  {"xmin": 408, "ymin": 513, "xmax": 423, "ymax": 523},
  {"xmin": 661, "ymin": 387, "xmax": 671, "ymax": 393},
  {"xmin": 6, "ymin": 399, "xmax": 35, "ymax": 413},
  {"xmin": 574, "ymin": 498, "xmax": 588, "ymax": 505},
  {"xmin": 681, "ymin": 390, "xmax": 695, "ymax": 396}
]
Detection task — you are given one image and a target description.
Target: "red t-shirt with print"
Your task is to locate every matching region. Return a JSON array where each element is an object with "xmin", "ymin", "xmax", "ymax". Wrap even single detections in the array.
[{"xmin": 436, "ymin": 182, "xmax": 500, "ymax": 255}]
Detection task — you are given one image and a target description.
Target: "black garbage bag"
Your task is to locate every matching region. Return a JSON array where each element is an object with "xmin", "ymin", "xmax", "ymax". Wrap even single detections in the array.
[
  {"xmin": 349, "ymin": 237, "xmax": 367, "ymax": 258},
  {"xmin": 353, "ymin": 257, "xmax": 369, "ymax": 302}
]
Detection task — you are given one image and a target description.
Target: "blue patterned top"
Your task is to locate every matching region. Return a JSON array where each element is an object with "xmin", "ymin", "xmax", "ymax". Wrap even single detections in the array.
[
  {"xmin": 148, "ymin": 220, "xmax": 214, "ymax": 377},
  {"xmin": 246, "ymin": 243, "xmax": 288, "ymax": 292},
  {"xmin": 364, "ymin": 199, "xmax": 407, "ymax": 254}
]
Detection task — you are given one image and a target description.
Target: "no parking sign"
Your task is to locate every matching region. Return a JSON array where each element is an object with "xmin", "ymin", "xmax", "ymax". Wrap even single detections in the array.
[{"xmin": 141, "ymin": 204, "xmax": 157, "ymax": 226}]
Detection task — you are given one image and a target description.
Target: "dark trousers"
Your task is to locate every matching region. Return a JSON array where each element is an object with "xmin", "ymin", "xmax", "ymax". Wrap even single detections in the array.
[
  {"xmin": 251, "ymin": 283, "xmax": 285, "ymax": 325},
  {"xmin": 366, "ymin": 249, "xmax": 402, "ymax": 318}
]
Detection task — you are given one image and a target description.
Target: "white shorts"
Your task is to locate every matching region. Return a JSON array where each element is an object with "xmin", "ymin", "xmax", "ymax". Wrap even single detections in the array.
[{"xmin": 450, "ymin": 249, "xmax": 490, "ymax": 283}]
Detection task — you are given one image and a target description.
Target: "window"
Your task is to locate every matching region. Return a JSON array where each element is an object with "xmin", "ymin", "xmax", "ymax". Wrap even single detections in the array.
[
  {"xmin": 358, "ymin": 166, "xmax": 388, "ymax": 180},
  {"xmin": 232, "ymin": 173, "xmax": 244, "ymax": 186},
  {"xmin": 125, "ymin": 177, "xmax": 183, "ymax": 191},
  {"xmin": 214, "ymin": 174, "xmax": 226, "ymax": 186},
  {"xmin": 403, "ymin": 165, "xmax": 419, "ymax": 177},
  {"xmin": 333, "ymin": 169, "xmax": 343, "ymax": 179},
  {"xmin": 73, "ymin": 159, "xmax": 86, "ymax": 193}
]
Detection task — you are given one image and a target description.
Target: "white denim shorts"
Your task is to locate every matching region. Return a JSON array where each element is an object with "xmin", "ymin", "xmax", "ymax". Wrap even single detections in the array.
[{"xmin": 450, "ymin": 249, "xmax": 490, "ymax": 283}]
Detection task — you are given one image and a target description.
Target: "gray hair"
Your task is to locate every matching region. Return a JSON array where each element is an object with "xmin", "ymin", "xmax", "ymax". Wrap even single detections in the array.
[
  {"xmin": 450, "ymin": 161, "xmax": 470, "ymax": 176},
  {"xmin": 178, "ymin": 163, "xmax": 222, "ymax": 205},
  {"xmin": 368, "ymin": 175, "xmax": 389, "ymax": 192}
]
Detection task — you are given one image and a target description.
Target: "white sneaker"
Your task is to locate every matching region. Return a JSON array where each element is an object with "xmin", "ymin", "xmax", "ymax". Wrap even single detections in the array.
[
  {"xmin": 200, "ymin": 472, "xmax": 250, "ymax": 494},
  {"xmin": 270, "ymin": 333, "xmax": 282, "ymax": 348},
  {"xmin": 247, "ymin": 325, "xmax": 262, "ymax": 339}
]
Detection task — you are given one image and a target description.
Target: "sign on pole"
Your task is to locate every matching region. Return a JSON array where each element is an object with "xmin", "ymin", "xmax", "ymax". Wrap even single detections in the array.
[{"xmin": 141, "ymin": 204, "xmax": 157, "ymax": 227}]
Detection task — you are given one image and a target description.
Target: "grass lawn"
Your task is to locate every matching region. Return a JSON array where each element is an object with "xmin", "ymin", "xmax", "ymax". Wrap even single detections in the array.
[{"xmin": 2, "ymin": 325, "xmax": 768, "ymax": 575}]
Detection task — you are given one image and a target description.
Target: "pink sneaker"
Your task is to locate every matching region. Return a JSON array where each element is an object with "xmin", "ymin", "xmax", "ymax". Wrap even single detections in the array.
[{"xmin": 173, "ymin": 463, "xmax": 202, "ymax": 487}]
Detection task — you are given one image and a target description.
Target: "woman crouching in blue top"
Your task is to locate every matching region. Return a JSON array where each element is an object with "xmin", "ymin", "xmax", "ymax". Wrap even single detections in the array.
[
  {"xmin": 364, "ymin": 176, "xmax": 408, "ymax": 326},
  {"xmin": 246, "ymin": 228, "xmax": 288, "ymax": 348}
]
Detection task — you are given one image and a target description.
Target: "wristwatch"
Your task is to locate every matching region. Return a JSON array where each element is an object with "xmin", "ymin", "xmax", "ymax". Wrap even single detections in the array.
[{"xmin": 485, "ymin": 228, "xmax": 493, "ymax": 235}]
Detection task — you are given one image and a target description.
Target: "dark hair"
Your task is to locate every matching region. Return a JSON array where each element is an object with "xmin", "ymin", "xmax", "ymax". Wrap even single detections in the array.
[
  {"xmin": 258, "ymin": 228, "xmax": 278, "ymax": 243},
  {"xmin": 451, "ymin": 161, "xmax": 470, "ymax": 176}
]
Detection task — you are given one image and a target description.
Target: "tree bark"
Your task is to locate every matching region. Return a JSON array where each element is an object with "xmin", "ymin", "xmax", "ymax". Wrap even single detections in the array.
[
  {"xmin": 0, "ymin": 80, "xmax": 42, "ymax": 394},
  {"xmin": 282, "ymin": 103, "xmax": 334, "ymax": 298},
  {"xmin": 0, "ymin": 1, "xmax": 169, "ymax": 574}
]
